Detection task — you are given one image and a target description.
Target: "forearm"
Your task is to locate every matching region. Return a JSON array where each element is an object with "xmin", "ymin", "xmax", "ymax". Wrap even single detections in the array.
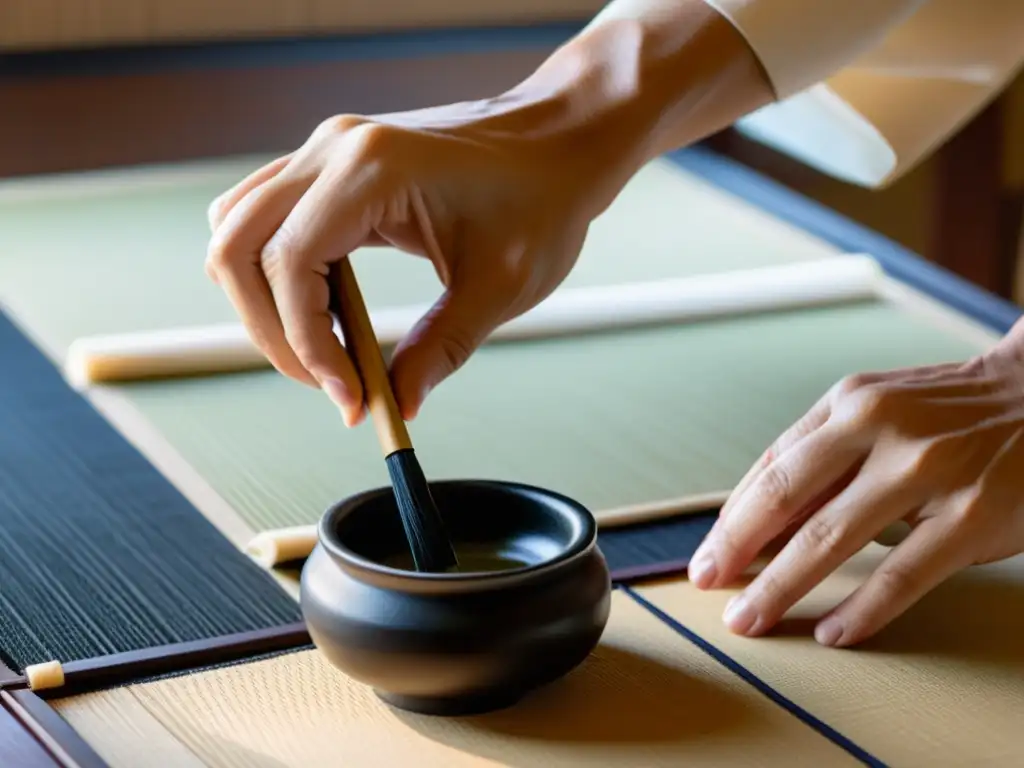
[
  {"xmin": 498, "ymin": 0, "xmax": 773, "ymax": 210},
  {"xmin": 481, "ymin": 0, "xmax": 934, "ymax": 213},
  {"xmin": 537, "ymin": 0, "xmax": 773, "ymax": 156}
]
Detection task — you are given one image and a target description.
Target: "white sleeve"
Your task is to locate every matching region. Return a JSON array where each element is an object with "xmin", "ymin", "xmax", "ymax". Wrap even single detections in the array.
[
  {"xmin": 706, "ymin": 0, "xmax": 1024, "ymax": 187},
  {"xmin": 703, "ymin": 0, "xmax": 927, "ymax": 100}
]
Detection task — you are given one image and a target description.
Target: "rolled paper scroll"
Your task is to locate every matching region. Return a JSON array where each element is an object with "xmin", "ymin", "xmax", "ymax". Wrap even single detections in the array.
[
  {"xmin": 244, "ymin": 487, "xmax": 916, "ymax": 570},
  {"xmin": 64, "ymin": 254, "xmax": 883, "ymax": 387},
  {"xmin": 245, "ymin": 490, "xmax": 734, "ymax": 568}
]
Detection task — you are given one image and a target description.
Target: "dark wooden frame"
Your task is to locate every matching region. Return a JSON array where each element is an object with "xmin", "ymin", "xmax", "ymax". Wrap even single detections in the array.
[
  {"xmin": 1, "ymin": 688, "xmax": 101, "ymax": 768},
  {"xmin": 0, "ymin": 623, "xmax": 314, "ymax": 768}
]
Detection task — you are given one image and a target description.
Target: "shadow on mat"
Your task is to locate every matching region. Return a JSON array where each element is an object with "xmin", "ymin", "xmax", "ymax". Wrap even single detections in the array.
[
  {"xmin": 395, "ymin": 643, "xmax": 755, "ymax": 759},
  {"xmin": 770, "ymin": 555, "xmax": 1024, "ymax": 668},
  {"xmin": 859, "ymin": 563, "xmax": 1024, "ymax": 666}
]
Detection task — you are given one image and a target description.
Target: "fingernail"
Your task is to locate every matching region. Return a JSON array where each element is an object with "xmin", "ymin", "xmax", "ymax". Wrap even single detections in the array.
[
  {"xmin": 815, "ymin": 617, "xmax": 843, "ymax": 647},
  {"xmin": 401, "ymin": 399, "xmax": 420, "ymax": 422},
  {"xmin": 688, "ymin": 551, "xmax": 717, "ymax": 588},
  {"xmin": 723, "ymin": 594, "xmax": 757, "ymax": 635},
  {"xmin": 320, "ymin": 377, "xmax": 359, "ymax": 426}
]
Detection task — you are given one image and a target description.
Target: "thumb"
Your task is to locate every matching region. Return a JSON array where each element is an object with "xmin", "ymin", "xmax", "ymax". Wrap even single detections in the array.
[{"xmin": 389, "ymin": 284, "xmax": 507, "ymax": 420}]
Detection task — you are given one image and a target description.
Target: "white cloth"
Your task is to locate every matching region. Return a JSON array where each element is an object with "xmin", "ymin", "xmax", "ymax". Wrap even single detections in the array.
[{"xmin": 704, "ymin": 0, "xmax": 1024, "ymax": 186}]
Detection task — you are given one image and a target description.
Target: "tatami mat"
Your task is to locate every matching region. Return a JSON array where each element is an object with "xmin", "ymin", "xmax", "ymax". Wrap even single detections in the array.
[
  {"xmin": 0, "ymin": 159, "xmax": 841, "ymax": 357},
  {"xmin": 53, "ymin": 591, "xmax": 864, "ymax": 768},
  {"xmin": 119, "ymin": 301, "xmax": 981, "ymax": 532},
  {"xmin": 4, "ymin": 154, "xmax": 1017, "ymax": 768},
  {"xmin": 636, "ymin": 547, "xmax": 1024, "ymax": 767},
  {"xmin": 0, "ymin": 309, "xmax": 301, "ymax": 673}
]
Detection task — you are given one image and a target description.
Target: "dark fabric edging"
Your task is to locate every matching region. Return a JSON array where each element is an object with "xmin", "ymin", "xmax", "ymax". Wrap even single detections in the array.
[{"xmin": 621, "ymin": 585, "xmax": 888, "ymax": 768}]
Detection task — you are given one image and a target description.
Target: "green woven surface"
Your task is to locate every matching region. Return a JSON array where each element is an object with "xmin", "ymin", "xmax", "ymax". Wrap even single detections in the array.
[
  {"xmin": 0, "ymin": 156, "xmax": 983, "ymax": 531},
  {"xmin": 120, "ymin": 304, "xmax": 979, "ymax": 530},
  {"xmin": 0, "ymin": 156, "xmax": 839, "ymax": 355}
]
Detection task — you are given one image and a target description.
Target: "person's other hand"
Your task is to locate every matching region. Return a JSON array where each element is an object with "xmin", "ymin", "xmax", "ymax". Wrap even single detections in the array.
[
  {"xmin": 689, "ymin": 340, "xmax": 1024, "ymax": 647},
  {"xmin": 204, "ymin": 97, "xmax": 628, "ymax": 426}
]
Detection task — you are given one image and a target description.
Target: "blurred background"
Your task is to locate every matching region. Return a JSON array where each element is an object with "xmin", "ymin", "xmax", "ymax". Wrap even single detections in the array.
[{"xmin": 1, "ymin": 1, "xmax": 1021, "ymax": 305}]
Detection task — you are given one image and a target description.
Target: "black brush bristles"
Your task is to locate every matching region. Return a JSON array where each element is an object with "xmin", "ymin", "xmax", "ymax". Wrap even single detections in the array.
[{"xmin": 385, "ymin": 449, "xmax": 458, "ymax": 572}]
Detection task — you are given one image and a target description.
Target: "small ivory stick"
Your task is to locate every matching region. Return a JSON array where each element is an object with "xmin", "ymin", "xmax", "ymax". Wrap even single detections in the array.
[
  {"xmin": 64, "ymin": 254, "xmax": 882, "ymax": 387},
  {"xmin": 245, "ymin": 525, "xmax": 321, "ymax": 568},
  {"xmin": 24, "ymin": 660, "xmax": 65, "ymax": 691},
  {"xmin": 244, "ymin": 489, "xmax": 733, "ymax": 568}
]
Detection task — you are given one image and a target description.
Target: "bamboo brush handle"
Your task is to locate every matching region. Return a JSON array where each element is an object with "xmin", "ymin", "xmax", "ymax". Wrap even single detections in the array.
[{"xmin": 332, "ymin": 258, "xmax": 412, "ymax": 456}]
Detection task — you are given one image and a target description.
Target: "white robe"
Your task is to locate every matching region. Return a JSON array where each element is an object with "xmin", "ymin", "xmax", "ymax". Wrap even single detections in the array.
[
  {"xmin": 598, "ymin": 0, "xmax": 1024, "ymax": 187},
  {"xmin": 706, "ymin": 0, "xmax": 1024, "ymax": 187}
]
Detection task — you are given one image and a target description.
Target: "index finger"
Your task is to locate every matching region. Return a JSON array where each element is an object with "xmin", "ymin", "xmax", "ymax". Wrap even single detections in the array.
[
  {"xmin": 694, "ymin": 420, "xmax": 865, "ymax": 590},
  {"xmin": 690, "ymin": 387, "xmax": 835, "ymax": 588},
  {"xmin": 208, "ymin": 154, "xmax": 294, "ymax": 235},
  {"xmin": 206, "ymin": 173, "xmax": 319, "ymax": 387},
  {"xmin": 258, "ymin": 166, "xmax": 382, "ymax": 425}
]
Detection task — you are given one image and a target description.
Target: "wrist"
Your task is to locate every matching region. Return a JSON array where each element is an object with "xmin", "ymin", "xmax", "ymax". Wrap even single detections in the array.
[{"xmin": 490, "ymin": 0, "xmax": 773, "ymax": 213}]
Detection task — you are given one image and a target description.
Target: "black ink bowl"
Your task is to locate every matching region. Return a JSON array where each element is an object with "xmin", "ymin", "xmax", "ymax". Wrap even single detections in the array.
[{"xmin": 299, "ymin": 479, "xmax": 612, "ymax": 716}]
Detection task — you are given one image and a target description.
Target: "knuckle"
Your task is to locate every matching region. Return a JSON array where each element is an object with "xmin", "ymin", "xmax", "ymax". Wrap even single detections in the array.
[
  {"xmin": 205, "ymin": 237, "xmax": 241, "ymax": 275},
  {"xmin": 437, "ymin": 332, "xmax": 475, "ymax": 373},
  {"xmin": 949, "ymin": 487, "xmax": 990, "ymax": 529},
  {"xmin": 260, "ymin": 229, "xmax": 304, "ymax": 275},
  {"xmin": 836, "ymin": 383, "xmax": 890, "ymax": 428},
  {"xmin": 495, "ymin": 246, "xmax": 532, "ymax": 284},
  {"xmin": 796, "ymin": 514, "xmax": 846, "ymax": 554},
  {"xmin": 337, "ymin": 121, "xmax": 395, "ymax": 161},
  {"xmin": 260, "ymin": 237, "xmax": 287, "ymax": 268},
  {"xmin": 749, "ymin": 569, "xmax": 791, "ymax": 612},
  {"xmin": 853, "ymin": 385, "xmax": 889, "ymax": 417},
  {"xmin": 873, "ymin": 562, "xmax": 919, "ymax": 600},
  {"xmin": 710, "ymin": 519, "xmax": 742, "ymax": 561},
  {"xmin": 752, "ymin": 445, "xmax": 776, "ymax": 475},
  {"xmin": 770, "ymin": 425, "xmax": 804, "ymax": 459},
  {"xmin": 312, "ymin": 113, "xmax": 364, "ymax": 141},
  {"xmin": 754, "ymin": 465, "xmax": 795, "ymax": 514},
  {"xmin": 834, "ymin": 373, "xmax": 872, "ymax": 398},
  {"xmin": 492, "ymin": 239, "xmax": 546, "ymax": 296}
]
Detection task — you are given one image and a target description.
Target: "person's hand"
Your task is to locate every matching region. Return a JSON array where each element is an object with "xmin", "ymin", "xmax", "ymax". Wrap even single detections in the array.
[
  {"xmin": 202, "ymin": 3, "xmax": 774, "ymax": 426},
  {"xmin": 689, "ymin": 336, "xmax": 1024, "ymax": 647},
  {"xmin": 204, "ymin": 97, "xmax": 628, "ymax": 426}
]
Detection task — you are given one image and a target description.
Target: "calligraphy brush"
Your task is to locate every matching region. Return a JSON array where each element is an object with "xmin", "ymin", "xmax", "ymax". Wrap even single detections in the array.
[{"xmin": 328, "ymin": 258, "xmax": 458, "ymax": 573}]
